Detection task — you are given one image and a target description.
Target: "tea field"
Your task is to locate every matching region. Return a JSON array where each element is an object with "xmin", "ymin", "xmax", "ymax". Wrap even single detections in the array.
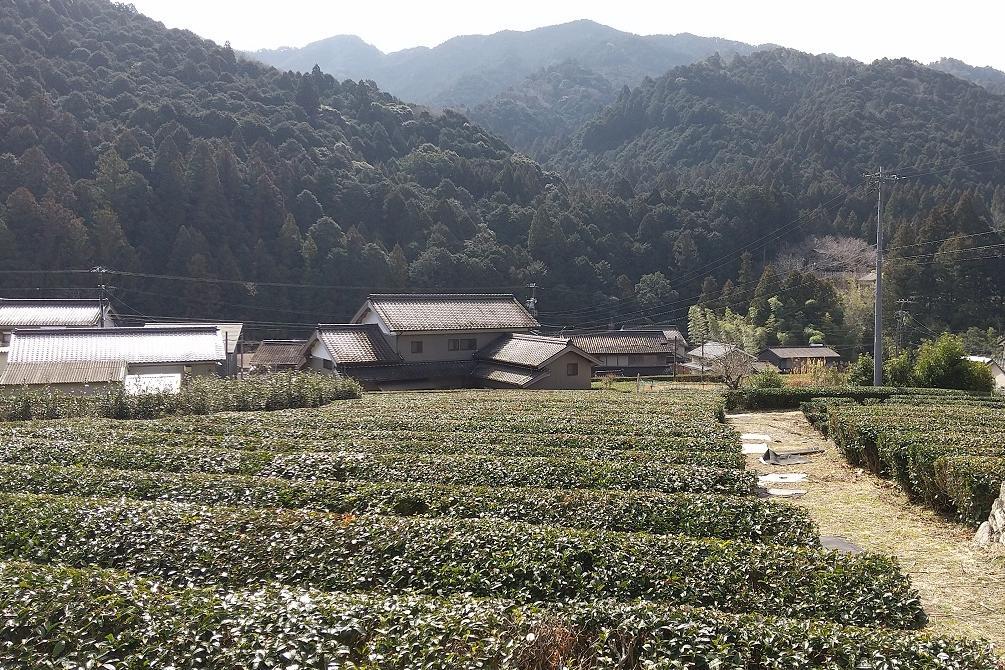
[
  {"xmin": 804, "ymin": 394, "xmax": 1005, "ymax": 524},
  {"xmin": 0, "ymin": 389, "xmax": 999, "ymax": 668}
]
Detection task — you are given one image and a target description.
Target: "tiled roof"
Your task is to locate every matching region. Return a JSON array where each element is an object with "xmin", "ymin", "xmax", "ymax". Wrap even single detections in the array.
[
  {"xmin": 472, "ymin": 362, "xmax": 550, "ymax": 388},
  {"xmin": 477, "ymin": 333, "xmax": 575, "ymax": 369},
  {"xmin": 0, "ymin": 360, "xmax": 126, "ymax": 385},
  {"xmin": 573, "ymin": 330, "xmax": 683, "ymax": 355},
  {"xmin": 145, "ymin": 323, "xmax": 244, "ymax": 354},
  {"xmin": 764, "ymin": 346, "xmax": 841, "ymax": 359},
  {"xmin": 316, "ymin": 324, "xmax": 401, "ymax": 366},
  {"xmin": 8, "ymin": 327, "xmax": 225, "ymax": 364},
  {"xmin": 687, "ymin": 341, "xmax": 753, "ymax": 360},
  {"xmin": 358, "ymin": 294, "xmax": 539, "ymax": 332},
  {"xmin": 251, "ymin": 340, "xmax": 307, "ymax": 368},
  {"xmin": 0, "ymin": 299, "xmax": 103, "ymax": 327}
]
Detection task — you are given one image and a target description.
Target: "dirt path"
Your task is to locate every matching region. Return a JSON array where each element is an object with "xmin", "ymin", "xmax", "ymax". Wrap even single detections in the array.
[{"xmin": 729, "ymin": 410, "xmax": 1005, "ymax": 648}]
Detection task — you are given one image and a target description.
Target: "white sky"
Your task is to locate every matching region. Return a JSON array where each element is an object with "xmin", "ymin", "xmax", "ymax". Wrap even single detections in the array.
[{"xmin": 127, "ymin": 0, "xmax": 1005, "ymax": 70}]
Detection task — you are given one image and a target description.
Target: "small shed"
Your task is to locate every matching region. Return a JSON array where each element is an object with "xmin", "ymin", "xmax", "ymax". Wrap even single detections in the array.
[
  {"xmin": 250, "ymin": 340, "xmax": 308, "ymax": 373},
  {"xmin": 0, "ymin": 326, "xmax": 225, "ymax": 394},
  {"xmin": 759, "ymin": 346, "xmax": 841, "ymax": 372}
]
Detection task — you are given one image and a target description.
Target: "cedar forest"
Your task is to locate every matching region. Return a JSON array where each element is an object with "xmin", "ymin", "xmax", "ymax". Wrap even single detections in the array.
[{"xmin": 0, "ymin": 0, "xmax": 1003, "ymax": 353}]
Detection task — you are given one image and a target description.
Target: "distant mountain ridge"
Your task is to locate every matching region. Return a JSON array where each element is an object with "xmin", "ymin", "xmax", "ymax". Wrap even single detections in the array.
[
  {"xmin": 928, "ymin": 57, "xmax": 1005, "ymax": 96},
  {"xmin": 249, "ymin": 20, "xmax": 765, "ymax": 109}
]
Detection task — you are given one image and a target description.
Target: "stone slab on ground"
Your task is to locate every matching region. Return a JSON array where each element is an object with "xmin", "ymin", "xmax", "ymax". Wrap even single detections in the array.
[
  {"xmin": 741, "ymin": 433, "xmax": 772, "ymax": 442},
  {"xmin": 821, "ymin": 535, "xmax": 864, "ymax": 554},
  {"xmin": 765, "ymin": 488, "xmax": 807, "ymax": 498},
  {"xmin": 741, "ymin": 442, "xmax": 768, "ymax": 455},
  {"xmin": 759, "ymin": 473, "xmax": 807, "ymax": 484}
]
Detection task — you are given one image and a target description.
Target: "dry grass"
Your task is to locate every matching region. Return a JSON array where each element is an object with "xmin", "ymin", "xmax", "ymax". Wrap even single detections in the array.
[{"xmin": 729, "ymin": 410, "xmax": 1005, "ymax": 649}]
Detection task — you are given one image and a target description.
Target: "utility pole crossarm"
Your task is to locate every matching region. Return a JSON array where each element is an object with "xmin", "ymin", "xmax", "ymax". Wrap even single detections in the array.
[{"xmin": 863, "ymin": 168, "xmax": 906, "ymax": 386}]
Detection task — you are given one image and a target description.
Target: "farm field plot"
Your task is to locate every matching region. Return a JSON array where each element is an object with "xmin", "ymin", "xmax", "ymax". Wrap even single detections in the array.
[
  {"xmin": 0, "ymin": 389, "xmax": 999, "ymax": 667},
  {"xmin": 803, "ymin": 395, "xmax": 1005, "ymax": 523}
]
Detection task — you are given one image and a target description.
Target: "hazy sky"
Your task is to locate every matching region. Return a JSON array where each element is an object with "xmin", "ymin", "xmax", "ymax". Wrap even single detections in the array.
[{"xmin": 127, "ymin": 0, "xmax": 1005, "ymax": 70}]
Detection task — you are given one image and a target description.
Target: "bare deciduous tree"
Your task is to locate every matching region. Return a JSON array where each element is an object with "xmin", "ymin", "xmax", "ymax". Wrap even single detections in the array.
[{"xmin": 711, "ymin": 347, "xmax": 756, "ymax": 389}]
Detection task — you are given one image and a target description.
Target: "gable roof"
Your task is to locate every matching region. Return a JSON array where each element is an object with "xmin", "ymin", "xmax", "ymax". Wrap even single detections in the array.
[
  {"xmin": 572, "ymin": 330, "xmax": 685, "ymax": 355},
  {"xmin": 354, "ymin": 294, "xmax": 540, "ymax": 333},
  {"xmin": 471, "ymin": 363, "xmax": 551, "ymax": 388},
  {"xmin": 0, "ymin": 299, "xmax": 104, "ymax": 327},
  {"xmin": 7, "ymin": 327, "xmax": 225, "ymax": 365},
  {"xmin": 763, "ymin": 346, "xmax": 841, "ymax": 359},
  {"xmin": 145, "ymin": 323, "xmax": 244, "ymax": 355},
  {"xmin": 687, "ymin": 341, "xmax": 755, "ymax": 360},
  {"xmin": 251, "ymin": 340, "xmax": 307, "ymax": 368},
  {"xmin": 477, "ymin": 333, "xmax": 600, "ymax": 369},
  {"xmin": 0, "ymin": 360, "xmax": 127, "ymax": 386},
  {"xmin": 312, "ymin": 324, "xmax": 401, "ymax": 366}
]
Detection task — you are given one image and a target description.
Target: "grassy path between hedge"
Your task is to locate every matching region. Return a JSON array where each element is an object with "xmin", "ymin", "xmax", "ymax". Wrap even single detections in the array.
[{"xmin": 728, "ymin": 409, "xmax": 1005, "ymax": 650}]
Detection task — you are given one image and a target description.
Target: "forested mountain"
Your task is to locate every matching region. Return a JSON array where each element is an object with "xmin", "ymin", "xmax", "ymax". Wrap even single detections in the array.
[
  {"xmin": 928, "ymin": 58, "xmax": 1005, "ymax": 96},
  {"xmin": 250, "ymin": 20, "xmax": 761, "ymax": 109},
  {"xmin": 0, "ymin": 0, "xmax": 1002, "ymax": 349}
]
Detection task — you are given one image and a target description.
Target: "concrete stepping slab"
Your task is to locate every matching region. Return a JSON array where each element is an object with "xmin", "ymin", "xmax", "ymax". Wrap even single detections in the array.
[
  {"xmin": 765, "ymin": 488, "xmax": 807, "ymax": 498},
  {"xmin": 741, "ymin": 433, "xmax": 772, "ymax": 442},
  {"xmin": 758, "ymin": 473, "xmax": 807, "ymax": 484},
  {"xmin": 820, "ymin": 536, "xmax": 864, "ymax": 554},
  {"xmin": 741, "ymin": 442, "xmax": 768, "ymax": 455}
]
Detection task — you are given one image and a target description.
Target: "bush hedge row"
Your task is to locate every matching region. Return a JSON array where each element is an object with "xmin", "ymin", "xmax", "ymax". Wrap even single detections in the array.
[
  {"xmin": 0, "ymin": 372, "xmax": 362, "ymax": 421},
  {"xmin": 725, "ymin": 386, "xmax": 970, "ymax": 411},
  {"xmin": 0, "ymin": 462, "xmax": 813, "ymax": 545},
  {"xmin": 0, "ymin": 422, "xmax": 742, "ymax": 464},
  {"xmin": 0, "ymin": 438, "xmax": 756, "ymax": 495},
  {"xmin": 0, "ymin": 493, "xmax": 924, "ymax": 628},
  {"xmin": 803, "ymin": 399, "xmax": 1005, "ymax": 523},
  {"xmin": 2, "ymin": 561, "xmax": 995, "ymax": 670}
]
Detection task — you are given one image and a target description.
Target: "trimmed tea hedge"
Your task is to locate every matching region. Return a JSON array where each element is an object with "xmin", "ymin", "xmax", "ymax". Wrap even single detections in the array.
[
  {"xmin": 0, "ymin": 463, "xmax": 814, "ymax": 544},
  {"xmin": 0, "ymin": 493, "xmax": 924, "ymax": 628},
  {"xmin": 0, "ymin": 371, "xmax": 362, "ymax": 421},
  {"xmin": 0, "ymin": 438, "xmax": 756, "ymax": 494},
  {"xmin": 725, "ymin": 387, "xmax": 970, "ymax": 411},
  {"xmin": 0, "ymin": 422, "xmax": 742, "ymax": 466},
  {"xmin": 1, "ymin": 560, "xmax": 995, "ymax": 670},
  {"xmin": 803, "ymin": 398, "xmax": 1005, "ymax": 524}
]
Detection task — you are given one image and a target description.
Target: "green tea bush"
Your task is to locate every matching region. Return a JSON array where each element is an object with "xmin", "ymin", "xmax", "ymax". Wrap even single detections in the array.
[
  {"xmin": 0, "ymin": 372, "xmax": 362, "ymax": 421},
  {"xmin": 0, "ymin": 438, "xmax": 757, "ymax": 495},
  {"xmin": 2, "ymin": 561, "xmax": 995, "ymax": 670},
  {"xmin": 0, "ymin": 493, "xmax": 925, "ymax": 628},
  {"xmin": 0, "ymin": 463, "xmax": 813, "ymax": 544}
]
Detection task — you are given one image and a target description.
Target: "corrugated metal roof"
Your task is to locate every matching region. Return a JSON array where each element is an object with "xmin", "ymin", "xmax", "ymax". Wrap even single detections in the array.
[
  {"xmin": 252, "ymin": 340, "xmax": 307, "ymax": 367},
  {"xmin": 145, "ymin": 323, "xmax": 244, "ymax": 354},
  {"xmin": 477, "ymin": 334, "xmax": 570, "ymax": 368},
  {"xmin": 359, "ymin": 294, "xmax": 540, "ymax": 332},
  {"xmin": 8, "ymin": 327, "xmax": 225, "ymax": 364},
  {"xmin": 0, "ymin": 299, "xmax": 103, "ymax": 327},
  {"xmin": 472, "ymin": 363, "xmax": 549, "ymax": 388},
  {"xmin": 764, "ymin": 346, "xmax": 841, "ymax": 359},
  {"xmin": 0, "ymin": 360, "xmax": 126, "ymax": 385},
  {"xmin": 573, "ymin": 330, "xmax": 682, "ymax": 355},
  {"xmin": 317, "ymin": 324, "xmax": 401, "ymax": 365}
]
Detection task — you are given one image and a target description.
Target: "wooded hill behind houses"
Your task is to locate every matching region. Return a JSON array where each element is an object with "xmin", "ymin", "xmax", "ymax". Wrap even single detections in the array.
[{"xmin": 0, "ymin": 0, "xmax": 1003, "ymax": 353}]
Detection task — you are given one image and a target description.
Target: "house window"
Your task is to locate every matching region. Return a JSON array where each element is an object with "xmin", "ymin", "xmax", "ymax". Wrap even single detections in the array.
[
  {"xmin": 566, "ymin": 362, "xmax": 579, "ymax": 376},
  {"xmin": 0, "ymin": 331, "xmax": 9, "ymax": 347},
  {"xmin": 322, "ymin": 358, "xmax": 334, "ymax": 370},
  {"xmin": 448, "ymin": 338, "xmax": 477, "ymax": 351},
  {"xmin": 410, "ymin": 340, "xmax": 423, "ymax": 354}
]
